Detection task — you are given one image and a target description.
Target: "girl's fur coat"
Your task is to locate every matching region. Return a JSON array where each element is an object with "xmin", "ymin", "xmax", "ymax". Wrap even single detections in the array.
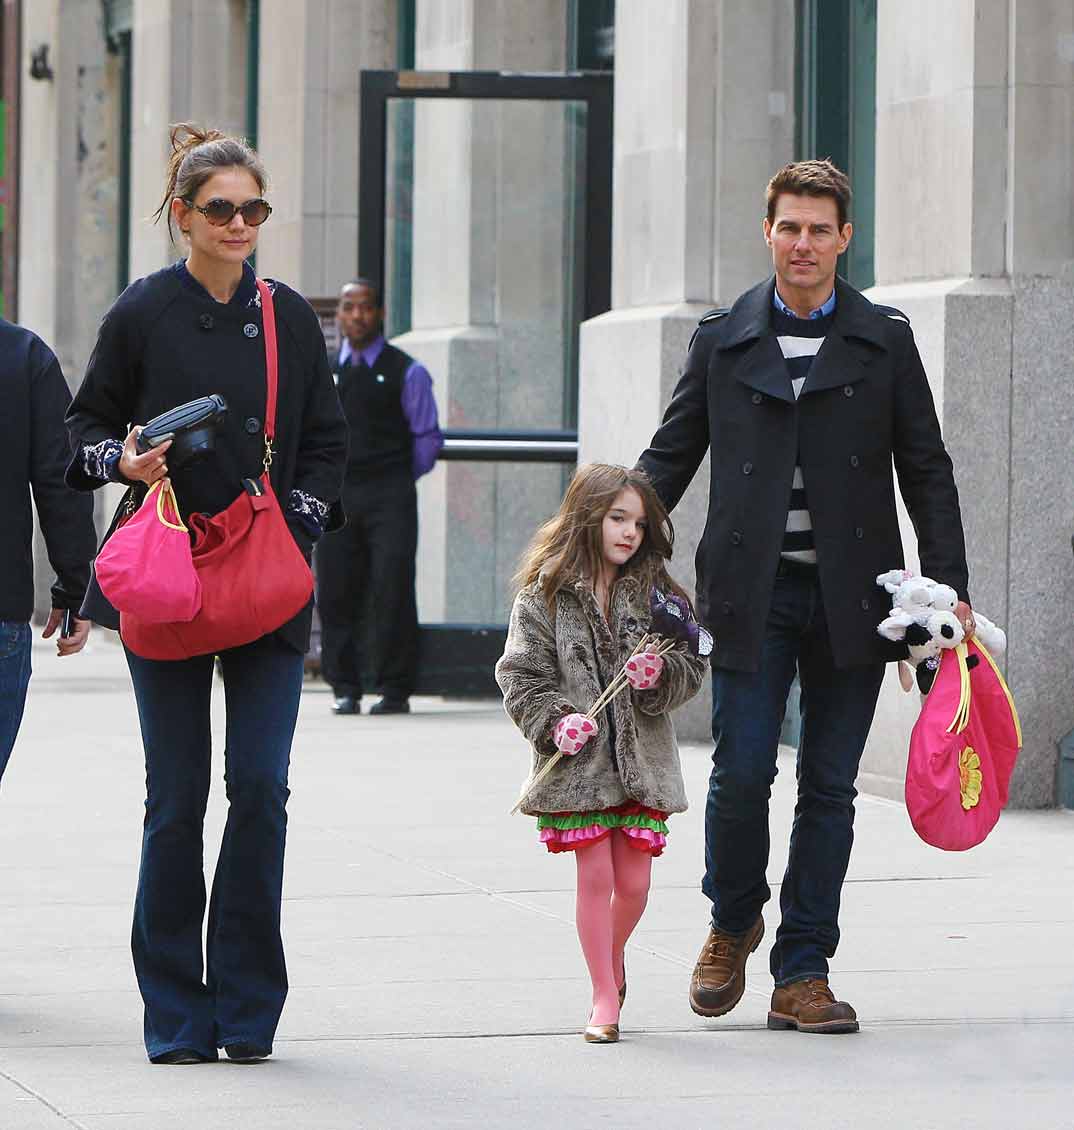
[{"xmin": 496, "ymin": 573, "xmax": 707, "ymax": 816}]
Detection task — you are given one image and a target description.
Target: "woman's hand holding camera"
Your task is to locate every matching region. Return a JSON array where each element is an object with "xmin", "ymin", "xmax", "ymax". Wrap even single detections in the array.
[{"xmin": 119, "ymin": 426, "xmax": 172, "ymax": 486}]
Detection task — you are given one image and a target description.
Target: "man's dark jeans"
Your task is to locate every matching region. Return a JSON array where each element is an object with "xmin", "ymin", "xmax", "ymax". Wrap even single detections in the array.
[
  {"xmin": 125, "ymin": 636, "xmax": 303, "ymax": 1061},
  {"xmin": 704, "ymin": 565, "xmax": 885, "ymax": 986},
  {"xmin": 0, "ymin": 622, "xmax": 31, "ymax": 787}
]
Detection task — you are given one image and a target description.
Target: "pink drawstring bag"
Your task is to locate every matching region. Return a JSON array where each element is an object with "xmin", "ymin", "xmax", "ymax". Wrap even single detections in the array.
[
  {"xmin": 905, "ymin": 639, "xmax": 1022, "ymax": 851},
  {"xmin": 95, "ymin": 480, "xmax": 202, "ymax": 623}
]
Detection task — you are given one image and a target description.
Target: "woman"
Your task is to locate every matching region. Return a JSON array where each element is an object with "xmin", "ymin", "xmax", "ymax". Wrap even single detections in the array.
[{"xmin": 66, "ymin": 125, "xmax": 347, "ymax": 1065}]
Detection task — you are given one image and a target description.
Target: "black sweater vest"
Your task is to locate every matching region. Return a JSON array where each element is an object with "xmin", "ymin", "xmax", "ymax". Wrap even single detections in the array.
[{"xmin": 337, "ymin": 342, "xmax": 413, "ymax": 477}]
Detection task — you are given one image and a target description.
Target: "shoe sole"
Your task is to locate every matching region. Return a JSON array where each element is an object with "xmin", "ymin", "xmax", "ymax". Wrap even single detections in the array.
[
  {"xmin": 766, "ymin": 1011, "xmax": 860, "ymax": 1034},
  {"xmin": 688, "ymin": 916, "xmax": 765, "ymax": 1018}
]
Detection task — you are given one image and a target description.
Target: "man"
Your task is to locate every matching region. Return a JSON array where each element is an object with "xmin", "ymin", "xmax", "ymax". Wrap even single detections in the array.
[
  {"xmin": 1, "ymin": 318, "xmax": 96, "ymax": 786},
  {"xmin": 316, "ymin": 279, "xmax": 443, "ymax": 716},
  {"xmin": 638, "ymin": 160, "xmax": 973, "ymax": 1033}
]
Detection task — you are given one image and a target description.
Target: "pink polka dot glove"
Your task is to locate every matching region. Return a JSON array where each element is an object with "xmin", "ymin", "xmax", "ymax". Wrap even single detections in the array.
[
  {"xmin": 625, "ymin": 651, "xmax": 664, "ymax": 691},
  {"xmin": 553, "ymin": 713, "xmax": 596, "ymax": 756}
]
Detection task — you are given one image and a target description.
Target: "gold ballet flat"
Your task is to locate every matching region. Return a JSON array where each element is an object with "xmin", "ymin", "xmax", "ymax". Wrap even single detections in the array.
[{"xmin": 583, "ymin": 1023, "xmax": 620, "ymax": 1044}]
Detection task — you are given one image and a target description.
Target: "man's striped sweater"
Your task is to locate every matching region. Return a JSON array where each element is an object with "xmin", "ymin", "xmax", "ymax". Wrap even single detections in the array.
[{"xmin": 771, "ymin": 305, "xmax": 836, "ymax": 565}]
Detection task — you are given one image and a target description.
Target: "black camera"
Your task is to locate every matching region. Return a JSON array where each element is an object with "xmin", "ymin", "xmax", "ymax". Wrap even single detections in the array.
[{"xmin": 136, "ymin": 394, "xmax": 228, "ymax": 470}]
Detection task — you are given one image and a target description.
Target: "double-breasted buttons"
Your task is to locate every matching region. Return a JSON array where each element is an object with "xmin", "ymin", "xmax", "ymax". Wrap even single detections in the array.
[
  {"xmin": 199, "ymin": 313, "xmax": 214, "ymax": 331},
  {"xmin": 849, "ymin": 454, "xmax": 860, "ymax": 468},
  {"xmin": 860, "ymin": 598, "xmax": 870, "ymax": 611},
  {"xmin": 751, "ymin": 392, "xmax": 763, "ymax": 405},
  {"xmin": 731, "ymin": 531, "xmax": 743, "ymax": 546},
  {"xmin": 854, "ymin": 527, "xmax": 864, "ymax": 540},
  {"xmin": 244, "ymin": 416, "xmax": 261, "ymax": 435},
  {"xmin": 721, "ymin": 601, "xmax": 734, "ymax": 616},
  {"xmin": 843, "ymin": 385, "xmax": 854, "ymax": 397},
  {"xmin": 742, "ymin": 461, "xmax": 754, "ymax": 475}
]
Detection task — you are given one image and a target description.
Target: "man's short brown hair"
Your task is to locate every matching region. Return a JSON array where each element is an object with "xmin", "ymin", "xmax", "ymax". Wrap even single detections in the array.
[{"xmin": 766, "ymin": 159, "xmax": 852, "ymax": 228}]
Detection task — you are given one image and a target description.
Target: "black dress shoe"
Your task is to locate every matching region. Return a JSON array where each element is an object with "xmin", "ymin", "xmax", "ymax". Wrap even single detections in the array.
[
  {"xmin": 151, "ymin": 1048, "xmax": 214, "ymax": 1065},
  {"xmin": 369, "ymin": 697, "xmax": 409, "ymax": 715},
  {"xmin": 331, "ymin": 695, "xmax": 360, "ymax": 715},
  {"xmin": 224, "ymin": 1042, "xmax": 272, "ymax": 1063}
]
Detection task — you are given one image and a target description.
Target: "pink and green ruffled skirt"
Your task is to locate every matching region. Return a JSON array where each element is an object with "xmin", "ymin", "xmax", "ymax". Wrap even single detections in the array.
[{"xmin": 536, "ymin": 802, "xmax": 670, "ymax": 857}]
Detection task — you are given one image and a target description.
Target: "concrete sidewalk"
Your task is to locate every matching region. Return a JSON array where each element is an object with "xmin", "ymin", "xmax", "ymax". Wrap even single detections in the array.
[{"xmin": 0, "ymin": 635, "xmax": 1071, "ymax": 1130}]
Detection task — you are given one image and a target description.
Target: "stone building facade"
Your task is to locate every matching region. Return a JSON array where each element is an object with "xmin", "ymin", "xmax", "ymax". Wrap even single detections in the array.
[{"xmin": 13, "ymin": 0, "xmax": 1073, "ymax": 806}]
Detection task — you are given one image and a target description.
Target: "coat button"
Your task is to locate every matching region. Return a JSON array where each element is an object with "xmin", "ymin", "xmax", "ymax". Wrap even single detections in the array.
[
  {"xmin": 843, "ymin": 385, "xmax": 854, "ymax": 397},
  {"xmin": 243, "ymin": 322, "xmax": 260, "ymax": 338},
  {"xmin": 751, "ymin": 392, "xmax": 763, "ymax": 405},
  {"xmin": 855, "ymin": 526, "xmax": 864, "ymax": 539},
  {"xmin": 860, "ymin": 598, "xmax": 870, "ymax": 611},
  {"xmin": 199, "ymin": 313, "xmax": 214, "ymax": 331},
  {"xmin": 721, "ymin": 601, "xmax": 734, "ymax": 616},
  {"xmin": 742, "ymin": 461, "xmax": 753, "ymax": 475},
  {"xmin": 244, "ymin": 416, "xmax": 262, "ymax": 435},
  {"xmin": 731, "ymin": 531, "xmax": 743, "ymax": 546},
  {"xmin": 849, "ymin": 454, "xmax": 860, "ymax": 468}
]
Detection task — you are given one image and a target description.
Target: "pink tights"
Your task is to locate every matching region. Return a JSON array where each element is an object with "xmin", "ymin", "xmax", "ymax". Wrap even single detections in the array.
[{"xmin": 574, "ymin": 832, "xmax": 653, "ymax": 1026}]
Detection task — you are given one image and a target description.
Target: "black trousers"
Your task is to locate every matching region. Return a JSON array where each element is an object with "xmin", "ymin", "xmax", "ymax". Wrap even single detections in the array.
[{"xmin": 315, "ymin": 469, "xmax": 418, "ymax": 700}]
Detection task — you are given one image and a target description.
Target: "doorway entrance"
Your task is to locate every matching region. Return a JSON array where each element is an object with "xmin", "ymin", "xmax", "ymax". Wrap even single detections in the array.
[{"xmin": 357, "ymin": 70, "xmax": 613, "ymax": 694}]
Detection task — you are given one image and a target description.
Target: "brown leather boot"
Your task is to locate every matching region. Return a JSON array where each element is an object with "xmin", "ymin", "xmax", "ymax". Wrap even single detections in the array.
[
  {"xmin": 767, "ymin": 978, "xmax": 859, "ymax": 1033},
  {"xmin": 688, "ymin": 916, "xmax": 764, "ymax": 1017}
]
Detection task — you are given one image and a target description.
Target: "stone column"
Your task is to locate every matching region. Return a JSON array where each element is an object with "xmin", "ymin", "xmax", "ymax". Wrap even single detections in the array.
[
  {"xmin": 257, "ymin": 0, "xmax": 396, "ymax": 294},
  {"xmin": 862, "ymin": 0, "xmax": 1074, "ymax": 807},
  {"xmin": 19, "ymin": 0, "xmax": 124, "ymax": 614},
  {"xmin": 399, "ymin": 0, "xmax": 571, "ymax": 624},
  {"xmin": 128, "ymin": 0, "xmax": 249, "ymax": 281},
  {"xmin": 577, "ymin": 0, "xmax": 795, "ymax": 739}
]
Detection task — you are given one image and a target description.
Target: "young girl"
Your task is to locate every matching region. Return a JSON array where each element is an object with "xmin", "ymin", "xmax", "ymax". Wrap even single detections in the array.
[{"xmin": 496, "ymin": 463, "xmax": 707, "ymax": 1043}]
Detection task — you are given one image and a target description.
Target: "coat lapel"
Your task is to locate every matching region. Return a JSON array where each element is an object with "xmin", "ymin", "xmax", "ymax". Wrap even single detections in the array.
[
  {"xmin": 799, "ymin": 277, "xmax": 888, "ymax": 397},
  {"xmin": 719, "ymin": 279, "xmax": 796, "ymax": 406}
]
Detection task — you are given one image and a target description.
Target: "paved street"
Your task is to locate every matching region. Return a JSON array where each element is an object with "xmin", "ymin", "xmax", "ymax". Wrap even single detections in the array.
[{"xmin": 0, "ymin": 633, "xmax": 1071, "ymax": 1129}]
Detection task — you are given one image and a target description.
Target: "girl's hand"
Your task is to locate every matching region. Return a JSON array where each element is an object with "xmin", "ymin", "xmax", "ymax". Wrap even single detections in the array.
[
  {"xmin": 553, "ymin": 713, "xmax": 596, "ymax": 756},
  {"xmin": 625, "ymin": 651, "xmax": 664, "ymax": 691},
  {"xmin": 118, "ymin": 426, "xmax": 172, "ymax": 486}
]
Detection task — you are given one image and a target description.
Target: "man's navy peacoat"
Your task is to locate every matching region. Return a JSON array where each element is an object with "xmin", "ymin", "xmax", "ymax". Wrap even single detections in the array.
[{"xmin": 638, "ymin": 276, "xmax": 969, "ymax": 673}]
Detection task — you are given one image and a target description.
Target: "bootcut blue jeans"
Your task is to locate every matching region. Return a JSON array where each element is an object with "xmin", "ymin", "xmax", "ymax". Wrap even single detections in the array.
[{"xmin": 125, "ymin": 635, "xmax": 303, "ymax": 1061}]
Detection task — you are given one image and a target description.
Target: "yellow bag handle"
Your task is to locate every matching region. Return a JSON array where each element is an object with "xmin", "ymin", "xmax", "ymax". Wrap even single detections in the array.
[
  {"xmin": 946, "ymin": 643, "xmax": 972, "ymax": 735},
  {"xmin": 973, "ymin": 639, "xmax": 1024, "ymax": 748},
  {"xmin": 146, "ymin": 480, "xmax": 188, "ymax": 533},
  {"xmin": 945, "ymin": 639, "xmax": 1023, "ymax": 747}
]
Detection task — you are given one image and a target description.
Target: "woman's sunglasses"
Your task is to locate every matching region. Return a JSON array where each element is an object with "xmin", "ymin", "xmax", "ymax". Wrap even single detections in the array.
[{"xmin": 182, "ymin": 197, "xmax": 273, "ymax": 227}]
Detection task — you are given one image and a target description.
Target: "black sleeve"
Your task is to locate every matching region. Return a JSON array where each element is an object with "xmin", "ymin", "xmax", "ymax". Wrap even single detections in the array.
[
  {"xmin": 891, "ymin": 325, "xmax": 971, "ymax": 605},
  {"xmin": 292, "ymin": 307, "xmax": 348, "ymax": 533},
  {"xmin": 636, "ymin": 328, "xmax": 713, "ymax": 512},
  {"xmin": 29, "ymin": 349, "xmax": 98, "ymax": 610},
  {"xmin": 65, "ymin": 303, "xmax": 139, "ymax": 491}
]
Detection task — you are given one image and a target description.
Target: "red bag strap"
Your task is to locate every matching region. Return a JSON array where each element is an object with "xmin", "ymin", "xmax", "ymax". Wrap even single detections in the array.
[{"xmin": 256, "ymin": 278, "xmax": 278, "ymax": 471}]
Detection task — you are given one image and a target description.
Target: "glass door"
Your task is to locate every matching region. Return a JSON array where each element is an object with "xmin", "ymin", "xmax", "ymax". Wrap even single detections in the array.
[{"xmin": 358, "ymin": 70, "xmax": 613, "ymax": 693}]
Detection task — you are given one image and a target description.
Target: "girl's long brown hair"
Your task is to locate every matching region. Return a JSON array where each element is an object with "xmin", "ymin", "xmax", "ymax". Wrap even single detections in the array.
[{"xmin": 515, "ymin": 463, "xmax": 693, "ymax": 611}]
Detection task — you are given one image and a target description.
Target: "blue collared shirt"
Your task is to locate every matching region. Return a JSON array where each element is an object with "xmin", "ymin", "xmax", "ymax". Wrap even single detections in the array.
[{"xmin": 773, "ymin": 286, "xmax": 836, "ymax": 320}]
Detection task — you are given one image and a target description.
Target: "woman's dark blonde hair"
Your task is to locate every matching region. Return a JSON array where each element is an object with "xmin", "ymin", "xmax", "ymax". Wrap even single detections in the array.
[
  {"xmin": 515, "ymin": 463, "xmax": 692, "ymax": 610},
  {"xmin": 154, "ymin": 123, "xmax": 268, "ymax": 241}
]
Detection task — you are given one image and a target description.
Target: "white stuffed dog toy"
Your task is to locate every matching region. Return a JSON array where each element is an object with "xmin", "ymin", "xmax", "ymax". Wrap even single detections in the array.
[{"xmin": 875, "ymin": 569, "xmax": 1006, "ymax": 695}]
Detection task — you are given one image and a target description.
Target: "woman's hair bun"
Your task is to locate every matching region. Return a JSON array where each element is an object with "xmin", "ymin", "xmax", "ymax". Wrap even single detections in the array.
[{"xmin": 169, "ymin": 122, "xmax": 227, "ymax": 158}]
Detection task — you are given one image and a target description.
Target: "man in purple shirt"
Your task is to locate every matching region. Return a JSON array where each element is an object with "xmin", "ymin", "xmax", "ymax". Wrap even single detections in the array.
[{"xmin": 315, "ymin": 279, "xmax": 443, "ymax": 715}]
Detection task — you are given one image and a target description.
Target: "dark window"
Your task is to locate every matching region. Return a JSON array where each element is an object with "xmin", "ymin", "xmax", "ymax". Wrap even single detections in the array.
[
  {"xmin": 796, "ymin": 0, "xmax": 876, "ymax": 290},
  {"xmin": 105, "ymin": 0, "xmax": 134, "ymax": 294},
  {"xmin": 568, "ymin": 0, "xmax": 614, "ymax": 71}
]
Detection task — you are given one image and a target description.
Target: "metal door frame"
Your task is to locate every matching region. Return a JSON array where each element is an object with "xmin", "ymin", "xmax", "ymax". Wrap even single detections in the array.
[{"xmin": 355, "ymin": 71, "xmax": 613, "ymax": 694}]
